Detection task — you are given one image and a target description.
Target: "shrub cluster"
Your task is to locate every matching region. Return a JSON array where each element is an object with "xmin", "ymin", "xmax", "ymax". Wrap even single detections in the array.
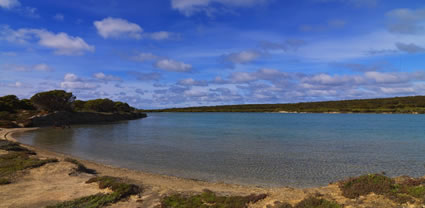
[
  {"xmin": 74, "ymin": 99, "xmax": 136, "ymax": 113},
  {"xmin": 161, "ymin": 189, "xmax": 267, "ymax": 208},
  {"xmin": 268, "ymin": 197, "xmax": 343, "ymax": 208},
  {"xmin": 0, "ymin": 95, "xmax": 34, "ymax": 112},
  {"xmin": 1, "ymin": 90, "xmax": 137, "ymax": 119},
  {"xmin": 339, "ymin": 174, "xmax": 425, "ymax": 204}
]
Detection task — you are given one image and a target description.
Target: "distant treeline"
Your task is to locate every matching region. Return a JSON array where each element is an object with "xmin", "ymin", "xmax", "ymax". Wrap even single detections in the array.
[{"xmin": 147, "ymin": 96, "xmax": 425, "ymax": 114}]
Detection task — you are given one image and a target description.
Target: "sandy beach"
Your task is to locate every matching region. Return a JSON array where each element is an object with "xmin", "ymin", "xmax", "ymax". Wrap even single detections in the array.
[{"xmin": 0, "ymin": 128, "xmax": 422, "ymax": 208}]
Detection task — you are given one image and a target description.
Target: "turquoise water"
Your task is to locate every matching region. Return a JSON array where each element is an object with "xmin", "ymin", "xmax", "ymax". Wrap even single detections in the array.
[{"xmin": 14, "ymin": 113, "xmax": 425, "ymax": 187}]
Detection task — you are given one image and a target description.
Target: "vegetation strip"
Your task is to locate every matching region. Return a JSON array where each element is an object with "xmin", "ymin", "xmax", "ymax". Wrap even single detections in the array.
[
  {"xmin": 0, "ymin": 140, "xmax": 58, "ymax": 185},
  {"xmin": 268, "ymin": 196, "xmax": 342, "ymax": 208},
  {"xmin": 46, "ymin": 176, "xmax": 142, "ymax": 208},
  {"xmin": 160, "ymin": 189, "xmax": 267, "ymax": 208},
  {"xmin": 339, "ymin": 174, "xmax": 425, "ymax": 204},
  {"xmin": 147, "ymin": 96, "xmax": 425, "ymax": 113}
]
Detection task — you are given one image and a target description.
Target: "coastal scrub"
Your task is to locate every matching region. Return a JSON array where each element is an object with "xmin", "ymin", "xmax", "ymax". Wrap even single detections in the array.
[
  {"xmin": 267, "ymin": 197, "xmax": 342, "ymax": 208},
  {"xmin": 160, "ymin": 189, "xmax": 267, "ymax": 208},
  {"xmin": 47, "ymin": 176, "xmax": 142, "ymax": 208},
  {"xmin": 339, "ymin": 174, "xmax": 425, "ymax": 204},
  {"xmin": 0, "ymin": 151, "xmax": 58, "ymax": 185}
]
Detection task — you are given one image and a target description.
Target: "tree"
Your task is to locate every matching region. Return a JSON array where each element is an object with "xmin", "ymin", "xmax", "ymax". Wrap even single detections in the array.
[
  {"xmin": 0, "ymin": 95, "xmax": 20, "ymax": 112},
  {"xmin": 113, "ymin": 101, "xmax": 133, "ymax": 112},
  {"xmin": 72, "ymin": 100, "xmax": 86, "ymax": 111},
  {"xmin": 30, "ymin": 90, "xmax": 75, "ymax": 112},
  {"xmin": 84, "ymin": 99, "xmax": 115, "ymax": 112}
]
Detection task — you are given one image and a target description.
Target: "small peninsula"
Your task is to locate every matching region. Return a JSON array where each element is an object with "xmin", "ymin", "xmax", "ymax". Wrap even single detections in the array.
[{"xmin": 0, "ymin": 90, "xmax": 147, "ymax": 128}]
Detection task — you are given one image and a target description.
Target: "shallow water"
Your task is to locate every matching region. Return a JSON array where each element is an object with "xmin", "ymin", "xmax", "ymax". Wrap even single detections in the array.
[{"xmin": 14, "ymin": 113, "xmax": 425, "ymax": 187}]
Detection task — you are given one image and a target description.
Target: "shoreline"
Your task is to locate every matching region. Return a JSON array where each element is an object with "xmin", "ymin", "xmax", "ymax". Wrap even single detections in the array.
[{"xmin": 1, "ymin": 128, "xmax": 423, "ymax": 207}]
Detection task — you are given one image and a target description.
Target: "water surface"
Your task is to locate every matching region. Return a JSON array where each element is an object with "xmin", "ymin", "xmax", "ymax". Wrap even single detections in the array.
[{"xmin": 14, "ymin": 113, "xmax": 425, "ymax": 187}]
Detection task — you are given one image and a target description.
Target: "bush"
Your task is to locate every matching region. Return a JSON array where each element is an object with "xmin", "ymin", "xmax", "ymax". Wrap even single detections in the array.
[
  {"xmin": 340, "ymin": 174, "xmax": 395, "ymax": 199},
  {"xmin": 114, "ymin": 101, "xmax": 133, "ymax": 112},
  {"xmin": 30, "ymin": 90, "xmax": 75, "ymax": 112},
  {"xmin": 339, "ymin": 174, "xmax": 425, "ymax": 204},
  {"xmin": 72, "ymin": 100, "xmax": 86, "ymax": 112},
  {"xmin": 84, "ymin": 99, "xmax": 115, "ymax": 112}
]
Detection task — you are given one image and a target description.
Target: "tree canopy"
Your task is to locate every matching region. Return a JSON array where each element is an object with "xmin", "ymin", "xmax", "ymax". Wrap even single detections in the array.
[{"xmin": 30, "ymin": 90, "xmax": 76, "ymax": 112}]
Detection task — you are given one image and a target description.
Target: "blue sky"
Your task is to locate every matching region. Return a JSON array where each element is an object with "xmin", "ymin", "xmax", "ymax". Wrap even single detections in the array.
[{"xmin": 1, "ymin": 0, "xmax": 425, "ymax": 109}]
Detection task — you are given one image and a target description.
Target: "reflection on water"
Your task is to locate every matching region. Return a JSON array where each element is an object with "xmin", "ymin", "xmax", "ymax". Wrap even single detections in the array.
[{"xmin": 14, "ymin": 113, "xmax": 425, "ymax": 187}]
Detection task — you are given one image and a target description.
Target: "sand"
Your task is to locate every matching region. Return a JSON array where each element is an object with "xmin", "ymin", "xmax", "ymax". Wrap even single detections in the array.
[{"xmin": 0, "ymin": 128, "xmax": 417, "ymax": 208}]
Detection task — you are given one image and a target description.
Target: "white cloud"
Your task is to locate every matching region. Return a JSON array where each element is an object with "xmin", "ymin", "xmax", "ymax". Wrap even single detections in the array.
[
  {"xmin": 171, "ymin": 0, "xmax": 268, "ymax": 16},
  {"xmin": 33, "ymin": 63, "xmax": 53, "ymax": 72},
  {"xmin": 0, "ymin": 0, "xmax": 20, "ymax": 9},
  {"xmin": 61, "ymin": 73, "xmax": 98, "ymax": 90},
  {"xmin": 0, "ymin": 26, "xmax": 95, "ymax": 55},
  {"xmin": 154, "ymin": 59, "xmax": 192, "ymax": 72},
  {"xmin": 387, "ymin": 8, "xmax": 425, "ymax": 34},
  {"xmin": 93, "ymin": 17, "xmax": 176, "ymax": 40},
  {"xmin": 2, "ymin": 63, "xmax": 53, "ymax": 72},
  {"xmin": 223, "ymin": 50, "xmax": 261, "ymax": 65},
  {"xmin": 177, "ymin": 78, "xmax": 208, "ymax": 86},
  {"xmin": 34, "ymin": 30, "xmax": 95, "ymax": 55},
  {"xmin": 131, "ymin": 52, "xmax": 160, "ymax": 62},
  {"xmin": 93, "ymin": 72, "xmax": 121, "ymax": 81},
  {"xmin": 150, "ymin": 31, "xmax": 173, "ymax": 40},
  {"xmin": 364, "ymin": 71, "xmax": 408, "ymax": 84},
  {"xmin": 94, "ymin": 17, "xmax": 143, "ymax": 39},
  {"xmin": 53, "ymin": 13, "xmax": 64, "ymax": 21},
  {"xmin": 293, "ymin": 29, "xmax": 425, "ymax": 61}
]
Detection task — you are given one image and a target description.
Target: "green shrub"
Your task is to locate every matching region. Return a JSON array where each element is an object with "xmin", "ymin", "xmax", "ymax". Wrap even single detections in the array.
[
  {"xmin": 340, "ymin": 174, "xmax": 395, "ymax": 199},
  {"xmin": 340, "ymin": 174, "xmax": 425, "ymax": 204},
  {"xmin": 30, "ymin": 90, "xmax": 75, "ymax": 112}
]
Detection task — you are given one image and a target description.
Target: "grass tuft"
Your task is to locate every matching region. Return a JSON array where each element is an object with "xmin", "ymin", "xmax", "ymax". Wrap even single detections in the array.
[
  {"xmin": 0, "ymin": 140, "xmax": 35, "ymax": 155},
  {"xmin": 64, "ymin": 158, "xmax": 97, "ymax": 174},
  {"xmin": 160, "ymin": 189, "xmax": 267, "ymax": 208},
  {"xmin": 47, "ymin": 176, "xmax": 142, "ymax": 208},
  {"xmin": 0, "ymin": 152, "xmax": 57, "ymax": 178}
]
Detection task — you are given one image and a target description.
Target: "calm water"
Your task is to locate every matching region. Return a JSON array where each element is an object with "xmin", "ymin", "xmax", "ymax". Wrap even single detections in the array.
[{"xmin": 14, "ymin": 113, "xmax": 425, "ymax": 187}]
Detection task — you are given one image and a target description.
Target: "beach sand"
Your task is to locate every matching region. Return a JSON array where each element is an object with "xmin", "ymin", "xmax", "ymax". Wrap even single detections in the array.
[{"xmin": 0, "ymin": 128, "xmax": 417, "ymax": 208}]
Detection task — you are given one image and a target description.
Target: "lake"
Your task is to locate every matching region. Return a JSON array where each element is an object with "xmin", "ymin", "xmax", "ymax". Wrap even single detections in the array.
[{"xmin": 14, "ymin": 113, "xmax": 425, "ymax": 187}]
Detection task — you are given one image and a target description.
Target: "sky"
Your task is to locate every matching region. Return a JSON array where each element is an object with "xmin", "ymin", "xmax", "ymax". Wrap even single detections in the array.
[{"xmin": 1, "ymin": 0, "xmax": 425, "ymax": 109}]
